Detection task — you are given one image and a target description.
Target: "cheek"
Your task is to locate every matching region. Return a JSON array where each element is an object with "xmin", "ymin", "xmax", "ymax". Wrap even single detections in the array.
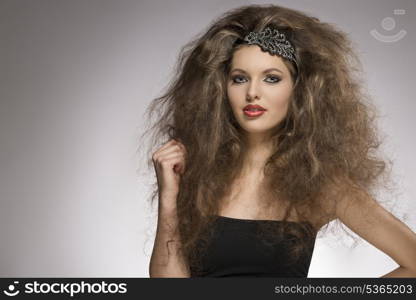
[
  {"xmin": 266, "ymin": 91, "xmax": 291, "ymax": 115},
  {"xmin": 227, "ymin": 87, "xmax": 241, "ymax": 110}
]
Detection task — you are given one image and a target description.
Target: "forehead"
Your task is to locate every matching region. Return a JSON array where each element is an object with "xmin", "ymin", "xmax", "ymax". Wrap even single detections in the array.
[{"xmin": 230, "ymin": 45, "xmax": 289, "ymax": 73}]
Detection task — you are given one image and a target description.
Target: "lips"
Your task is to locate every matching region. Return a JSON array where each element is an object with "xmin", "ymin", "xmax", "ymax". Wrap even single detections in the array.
[
  {"xmin": 243, "ymin": 104, "xmax": 266, "ymax": 112},
  {"xmin": 243, "ymin": 104, "xmax": 266, "ymax": 117}
]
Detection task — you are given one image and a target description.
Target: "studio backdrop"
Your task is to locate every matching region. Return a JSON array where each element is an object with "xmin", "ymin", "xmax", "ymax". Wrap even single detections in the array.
[{"xmin": 0, "ymin": 0, "xmax": 415, "ymax": 277}]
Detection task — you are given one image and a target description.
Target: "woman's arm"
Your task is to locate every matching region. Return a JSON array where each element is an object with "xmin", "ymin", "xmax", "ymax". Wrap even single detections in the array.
[
  {"xmin": 334, "ymin": 186, "xmax": 416, "ymax": 277},
  {"xmin": 149, "ymin": 195, "xmax": 191, "ymax": 278}
]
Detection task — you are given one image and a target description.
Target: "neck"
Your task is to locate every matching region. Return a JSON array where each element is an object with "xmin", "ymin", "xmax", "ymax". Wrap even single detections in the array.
[{"xmin": 241, "ymin": 132, "xmax": 274, "ymax": 174}]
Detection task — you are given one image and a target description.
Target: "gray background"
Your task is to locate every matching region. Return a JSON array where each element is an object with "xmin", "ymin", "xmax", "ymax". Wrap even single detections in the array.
[{"xmin": 0, "ymin": 0, "xmax": 414, "ymax": 277}]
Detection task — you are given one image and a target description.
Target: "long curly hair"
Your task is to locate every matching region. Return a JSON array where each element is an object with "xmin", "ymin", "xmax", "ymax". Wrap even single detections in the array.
[{"xmin": 139, "ymin": 4, "xmax": 397, "ymax": 276}]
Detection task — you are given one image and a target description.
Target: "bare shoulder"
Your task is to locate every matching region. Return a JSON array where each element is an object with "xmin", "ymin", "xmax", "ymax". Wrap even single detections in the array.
[{"xmin": 327, "ymin": 177, "xmax": 416, "ymax": 272}]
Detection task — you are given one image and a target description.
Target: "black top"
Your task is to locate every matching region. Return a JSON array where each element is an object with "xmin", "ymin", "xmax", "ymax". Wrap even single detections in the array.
[{"xmin": 190, "ymin": 215, "xmax": 317, "ymax": 277}]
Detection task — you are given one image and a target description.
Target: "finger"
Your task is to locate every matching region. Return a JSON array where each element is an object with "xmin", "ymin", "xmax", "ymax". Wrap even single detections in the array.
[
  {"xmin": 179, "ymin": 161, "xmax": 186, "ymax": 174},
  {"xmin": 157, "ymin": 139, "xmax": 177, "ymax": 152},
  {"xmin": 154, "ymin": 144, "xmax": 183, "ymax": 159},
  {"xmin": 173, "ymin": 163, "xmax": 183, "ymax": 173},
  {"xmin": 158, "ymin": 152, "xmax": 184, "ymax": 163},
  {"xmin": 153, "ymin": 140, "xmax": 183, "ymax": 159},
  {"xmin": 159, "ymin": 155, "xmax": 185, "ymax": 173},
  {"xmin": 172, "ymin": 140, "xmax": 187, "ymax": 154}
]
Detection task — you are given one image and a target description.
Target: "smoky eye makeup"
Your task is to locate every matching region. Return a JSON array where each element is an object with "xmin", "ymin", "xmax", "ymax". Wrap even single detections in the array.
[{"xmin": 229, "ymin": 74, "xmax": 282, "ymax": 84}]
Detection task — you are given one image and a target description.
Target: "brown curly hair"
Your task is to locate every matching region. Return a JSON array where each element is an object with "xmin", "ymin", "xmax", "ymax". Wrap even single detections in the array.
[{"xmin": 139, "ymin": 4, "xmax": 397, "ymax": 276}]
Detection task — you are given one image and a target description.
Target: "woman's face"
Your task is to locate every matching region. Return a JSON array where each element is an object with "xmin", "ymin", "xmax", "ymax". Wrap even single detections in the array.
[{"xmin": 226, "ymin": 45, "xmax": 294, "ymax": 136}]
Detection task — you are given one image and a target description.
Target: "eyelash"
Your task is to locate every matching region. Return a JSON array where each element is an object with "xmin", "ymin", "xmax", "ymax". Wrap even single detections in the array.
[{"xmin": 230, "ymin": 75, "xmax": 281, "ymax": 84}]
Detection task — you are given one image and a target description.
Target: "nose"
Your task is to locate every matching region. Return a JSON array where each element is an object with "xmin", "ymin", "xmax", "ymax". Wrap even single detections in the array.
[{"xmin": 246, "ymin": 81, "xmax": 260, "ymax": 101}]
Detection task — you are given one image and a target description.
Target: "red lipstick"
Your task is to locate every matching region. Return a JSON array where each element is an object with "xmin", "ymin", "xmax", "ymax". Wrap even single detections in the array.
[{"xmin": 243, "ymin": 104, "xmax": 266, "ymax": 117}]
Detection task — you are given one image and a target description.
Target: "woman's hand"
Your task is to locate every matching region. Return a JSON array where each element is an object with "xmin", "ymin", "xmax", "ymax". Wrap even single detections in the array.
[{"xmin": 152, "ymin": 139, "xmax": 187, "ymax": 208}]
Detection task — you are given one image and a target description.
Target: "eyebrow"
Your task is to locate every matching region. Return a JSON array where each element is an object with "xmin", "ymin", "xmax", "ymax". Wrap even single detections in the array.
[{"xmin": 230, "ymin": 67, "xmax": 283, "ymax": 74}]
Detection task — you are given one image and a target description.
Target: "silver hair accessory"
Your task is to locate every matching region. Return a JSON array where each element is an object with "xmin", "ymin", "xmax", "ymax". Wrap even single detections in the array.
[{"xmin": 242, "ymin": 26, "xmax": 297, "ymax": 65}]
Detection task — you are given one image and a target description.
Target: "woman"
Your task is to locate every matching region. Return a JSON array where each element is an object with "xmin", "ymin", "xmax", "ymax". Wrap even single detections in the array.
[{"xmin": 143, "ymin": 4, "xmax": 416, "ymax": 277}]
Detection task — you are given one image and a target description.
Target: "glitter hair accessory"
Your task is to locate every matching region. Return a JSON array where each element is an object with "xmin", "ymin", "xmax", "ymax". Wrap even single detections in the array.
[{"xmin": 242, "ymin": 26, "xmax": 297, "ymax": 65}]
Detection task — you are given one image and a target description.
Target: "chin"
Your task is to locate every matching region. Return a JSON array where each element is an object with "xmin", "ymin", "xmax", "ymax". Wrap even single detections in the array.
[{"xmin": 240, "ymin": 126, "xmax": 274, "ymax": 134}]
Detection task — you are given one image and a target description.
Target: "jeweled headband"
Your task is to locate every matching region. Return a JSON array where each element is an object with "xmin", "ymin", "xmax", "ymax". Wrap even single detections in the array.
[{"xmin": 239, "ymin": 26, "xmax": 297, "ymax": 67}]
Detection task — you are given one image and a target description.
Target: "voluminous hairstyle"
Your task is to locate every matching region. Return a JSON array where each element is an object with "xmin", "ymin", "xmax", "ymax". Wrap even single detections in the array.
[{"xmin": 139, "ymin": 4, "xmax": 398, "ymax": 276}]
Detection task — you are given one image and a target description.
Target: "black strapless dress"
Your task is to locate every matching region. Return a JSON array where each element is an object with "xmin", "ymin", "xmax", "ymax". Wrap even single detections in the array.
[{"xmin": 190, "ymin": 215, "xmax": 317, "ymax": 277}]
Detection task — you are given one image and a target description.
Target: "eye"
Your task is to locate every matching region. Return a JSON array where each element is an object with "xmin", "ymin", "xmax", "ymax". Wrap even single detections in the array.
[
  {"xmin": 230, "ymin": 75, "xmax": 281, "ymax": 84},
  {"xmin": 230, "ymin": 75, "xmax": 246, "ymax": 84},
  {"xmin": 265, "ymin": 75, "xmax": 281, "ymax": 83}
]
